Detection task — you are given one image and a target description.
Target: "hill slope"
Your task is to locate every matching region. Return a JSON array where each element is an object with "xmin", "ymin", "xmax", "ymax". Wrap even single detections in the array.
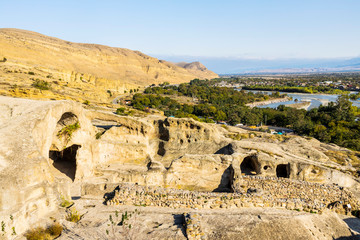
[{"xmin": 0, "ymin": 28, "xmax": 217, "ymax": 102}]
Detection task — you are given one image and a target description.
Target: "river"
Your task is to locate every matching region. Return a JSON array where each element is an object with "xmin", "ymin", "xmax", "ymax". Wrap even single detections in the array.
[{"xmin": 245, "ymin": 90, "xmax": 360, "ymax": 110}]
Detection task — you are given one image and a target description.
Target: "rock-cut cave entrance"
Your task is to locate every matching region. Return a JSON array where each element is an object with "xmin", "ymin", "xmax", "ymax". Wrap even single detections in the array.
[
  {"xmin": 49, "ymin": 144, "xmax": 81, "ymax": 181},
  {"xmin": 276, "ymin": 164, "xmax": 290, "ymax": 178},
  {"xmin": 240, "ymin": 155, "xmax": 260, "ymax": 175}
]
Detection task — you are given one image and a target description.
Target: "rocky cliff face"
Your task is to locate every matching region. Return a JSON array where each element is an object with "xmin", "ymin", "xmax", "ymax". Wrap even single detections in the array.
[
  {"xmin": 175, "ymin": 61, "xmax": 218, "ymax": 79},
  {"xmin": 0, "ymin": 28, "xmax": 217, "ymax": 87},
  {"xmin": 1, "ymin": 96, "xmax": 360, "ymax": 238},
  {"xmin": 0, "ymin": 28, "xmax": 218, "ymax": 103}
]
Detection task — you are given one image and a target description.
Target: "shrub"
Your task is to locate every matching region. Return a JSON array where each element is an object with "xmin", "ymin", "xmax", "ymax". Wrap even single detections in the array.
[
  {"xmin": 66, "ymin": 208, "xmax": 81, "ymax": 223},
  {"xmin": 95, "ymin": 132, "xmax": 104, "ymax": 139},
  {"xmin": 57, "ymin": 122, "xmax": 80, "ymax": 142},
  {"xmin": 60, "ymin": 196, "xmax": 73, "ymax": 208},
  {"xmin": 25, "ymin": 223, "xmax": 62, "ymax": 240},
  {"xmin": 32, "ymin": 80, "xmax": 50, "ymax": 90},
  {"xmin": 106, "ymin": 209, "xmax": 140, "ymax": 239},
  {"xmin": 83, "ymin": 100, "xmax": 90, "ymax": 105},
  {"xmin": 28, "ymin": 71, "xmax": 35, "ymax": 75},
  {"xmin": 46, "ymin": 223, "xmax": 63, "ymax": 237},
  {"xmin": 116, "ymin": 107, "xmax": 125, "ymax": 114}
]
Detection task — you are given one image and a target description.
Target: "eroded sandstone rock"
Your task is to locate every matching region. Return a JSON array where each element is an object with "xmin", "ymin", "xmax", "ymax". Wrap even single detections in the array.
[{"xmin": 1, "ymin": 96, "xmax": 360, "ymax": 238}]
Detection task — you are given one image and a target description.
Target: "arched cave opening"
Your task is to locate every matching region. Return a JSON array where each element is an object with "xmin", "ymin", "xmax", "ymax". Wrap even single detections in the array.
[
  {"xmin": 240, "ymin": 155, "xmax": 259, "ymax": 175},
  {"xmin": 276, "ymin": 164, "xmax": 289, "ymax": 178},
  {"xmin": 49, "ymin": 144, "xmax": 80, "ymax": 181},
  {"xmin": 57, "ymin": 112, "xmax": 78, "ymax": 127}
]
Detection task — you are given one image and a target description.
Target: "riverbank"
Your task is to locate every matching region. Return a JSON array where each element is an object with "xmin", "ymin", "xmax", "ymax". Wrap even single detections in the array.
[
  {"xmin": 285, "ymin": 101, "xmax": 311, "ymax": 110},
  {"xmin": 242, "ymin": 86, "xmax": 349, "ymax": 95},
  {"xmin": 246, "ymin": 97, "xmax": 290, "ymax": 108}
]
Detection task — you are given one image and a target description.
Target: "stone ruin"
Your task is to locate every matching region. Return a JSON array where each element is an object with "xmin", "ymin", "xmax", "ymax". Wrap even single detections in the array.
[{"xmin": 0, "ymin": 96, "xmax": 360, "ymax": 238}]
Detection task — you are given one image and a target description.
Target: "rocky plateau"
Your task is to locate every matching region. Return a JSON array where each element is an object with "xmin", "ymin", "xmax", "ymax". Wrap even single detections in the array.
[{"xmin": 1, "ymin": 96, "xmax": 360, "ymax": 239}]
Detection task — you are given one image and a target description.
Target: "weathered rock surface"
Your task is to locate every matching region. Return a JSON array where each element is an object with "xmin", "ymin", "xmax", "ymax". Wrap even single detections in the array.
[
  {"xmin": 175, "ymin": 61, "xmax": 218, "ymax": 80},
  {"xmin": 56, "ymin": 203, "xmax": 360, "ymax": 240},
  {"xmin": 1, "ymin": 96, "xmax": 360, "ymax": 239}
]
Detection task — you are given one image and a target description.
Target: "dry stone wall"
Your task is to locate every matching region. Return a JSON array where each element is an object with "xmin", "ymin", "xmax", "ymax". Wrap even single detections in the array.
[{"xmin": 105, "ymin": 176, "xmax": 360, "ymax": 214}]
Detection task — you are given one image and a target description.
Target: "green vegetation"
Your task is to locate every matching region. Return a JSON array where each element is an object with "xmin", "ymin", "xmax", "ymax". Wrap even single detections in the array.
[
  {"xmin": 243, "ymin": 85, "xmax": 348, "ymax": 94},
  {"xmin": 116, "ymin": 107, "xmax": 126, "ymax": 114},
  {"xmin": 292, "ymin": 95, "xmax": 360, "ymax": 150},
  {"xmin": 1, "ymin": 215, "xmax": 17, "ymax": 238},
  {"xmin": 25, "ymin": 223, "xmax": 62, "ymax": 240},
  {"xmin": 32, "ymin": 79, "xmax": 50, "ymax": 90},
  {"xmin": 134, "ymin": 79, "xmax": 282, "ymax": 123},
  {"xmin": 212, "ymin": 73, "xmax": 360, "ymax": 93},
  {"xmin": 115, "ymin": 107, "xmax": 134, "ymax": 116},
  {"xmin": 350, "ymin": 92, "xmax": 360, "ymax": 100},
  {"xmin": 106, "ymin": 209, "xmax": 140, "ymax": 239},
  {"xmin": 28, "ymin": 71, "xmax": 35, "ymax": 75},
  {"xmin": 57, "ymin": 122, "xmax": 80, "ymax": 142},
  {"xmin": 132, "ymin": 79, "xmax": 360, "ymax": 151},
  {"xmin": 0, "ymin": 57, "xmax": 7, "ymax": 62},
  {"xmin": 95, "ymin": 131, "xmax": 104, "ymax": 139},
  {"xmin": 1, "ymin": 221, "xmax": 5, "ymax": 237},
  {"xmin": 60, "ymin": 196, "xmax": 73, "ymax": 208},
  {"xmin": 107, "ymin": 90, "xmax": 112, "ymax": 97}
]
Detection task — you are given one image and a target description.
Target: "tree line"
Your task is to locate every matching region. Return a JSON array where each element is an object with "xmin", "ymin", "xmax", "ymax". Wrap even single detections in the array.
[{"xmin": 132, "ymin": 79, "xmax": 360, "ymax": 151}]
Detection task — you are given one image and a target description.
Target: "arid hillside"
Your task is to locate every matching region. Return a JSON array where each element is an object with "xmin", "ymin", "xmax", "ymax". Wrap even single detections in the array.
[{"xmin": 0, "ymin": 28, "xmax": 217, "ymax": 102}]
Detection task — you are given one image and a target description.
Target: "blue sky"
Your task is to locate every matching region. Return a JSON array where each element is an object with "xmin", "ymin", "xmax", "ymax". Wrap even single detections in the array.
[{"xmin": 1, "ymin": 0, "xmax": 360, "ymax": 60}]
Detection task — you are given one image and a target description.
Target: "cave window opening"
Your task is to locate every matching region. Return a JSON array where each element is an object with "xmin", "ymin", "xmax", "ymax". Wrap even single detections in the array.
[
  {"xmin": 49, "ymin": 144, "xmax": 80, "ymax": 181},
  {"xmin": 215, "ymin": 144, "xmax": 234, "ymax": 155},
  {"xmin": 276, "ymin": 164, "xmax": 289, "ymax": 178},
  {"xmin": 240, "ymin": 156, "xmax": 259, "ymax": 175},
  {"xmin": 58, "ymin": 112, "xmax": 78, "ymax": 126}
]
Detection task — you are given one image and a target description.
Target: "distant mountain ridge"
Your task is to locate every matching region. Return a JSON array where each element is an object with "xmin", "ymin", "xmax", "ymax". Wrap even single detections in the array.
[
  {"xmin": 0, "ymin": 28, "xmax": 218, "ymax": 86},
  {"xmin": 174, "ymin": 61, "xmax": 216, "ymax": 78},
  {"xmin": 159, "ymin": 55, "xmax": 360, "ymax": 74}
]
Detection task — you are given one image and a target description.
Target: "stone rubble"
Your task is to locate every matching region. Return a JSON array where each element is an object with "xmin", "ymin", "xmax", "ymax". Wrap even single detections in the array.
[{"xmin": 105, "ymin": 176, "xmax": 360, "ymax": 215}]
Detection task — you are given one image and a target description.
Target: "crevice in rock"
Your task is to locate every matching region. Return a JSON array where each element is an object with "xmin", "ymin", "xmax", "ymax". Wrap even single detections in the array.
[
  {"xmin": 173, "ymin": 214, "xmax": 187, "ymax": 238},
  {"xmin": 213, "ymin": 165, "xmax": 234, "ymax": 193},
  {"xmin": 158, "ymin": 120, "xmax": 170, "ymax": 141},
  {"xmin": 157, "ymin": 141, "xmax": 166, "ymax": 156}
]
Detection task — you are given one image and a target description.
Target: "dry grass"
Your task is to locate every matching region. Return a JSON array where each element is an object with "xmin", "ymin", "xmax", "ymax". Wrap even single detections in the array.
[
  {"xmin": 25, "ymin": 223, "xmax": 62, "ymax": 240},
  {"xmin": 265, "ymin": 134, "xmax": 291, "ymax": 142},
  {"xmin": 227, "ymin": 132, "xmax": 255, "ymax": 141},
  {"xmin": 325, "ymin": 150, "xmax": 360, "ymax": 167},
  {"xmin": 66, "ymin": 208, "xmax": 82, "ymax": 223}
]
